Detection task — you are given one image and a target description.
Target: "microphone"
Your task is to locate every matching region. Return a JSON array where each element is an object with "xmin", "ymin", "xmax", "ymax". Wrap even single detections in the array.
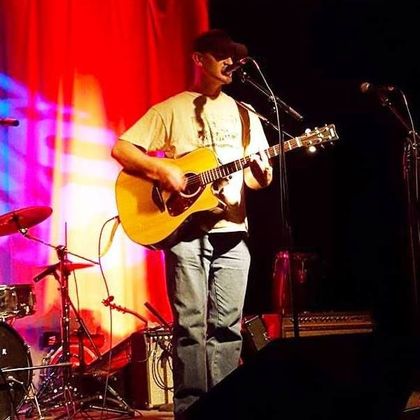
[
  {"xmin": 0, "ymin": 117, "xmax": 19, "ymax": 127},
  {"xmin": 360, "ymin": 82, "xmax": 395, "ymax": 94},
  {"xmin": 223, "ymin": 57, "xmax": 251, "ymax": 75},
  {"xmin": 33, "ymin": 264, "xmax": 58, "ymax": 283}
]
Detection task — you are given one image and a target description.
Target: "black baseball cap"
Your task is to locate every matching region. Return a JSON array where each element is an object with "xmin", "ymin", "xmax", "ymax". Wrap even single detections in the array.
[{"xmin": 193, "ymin": 29, "xmax": 248, "ymax": 61}]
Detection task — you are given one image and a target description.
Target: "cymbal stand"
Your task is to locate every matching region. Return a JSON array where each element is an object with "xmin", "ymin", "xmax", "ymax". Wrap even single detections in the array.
[
  {"xmin": 33, "ymin": 236, "xmax": 82, "ymax": 417},
  {"xmin": 17, "ymin": 224, "xmax": 86, "ymax": 415},
  {"xmin": 20, "ymin": 226, "xmax": 135, "ymax": 417},
  {"xmin": 58, "ymin": 244, "xmax": 72, "ymax": 397}
]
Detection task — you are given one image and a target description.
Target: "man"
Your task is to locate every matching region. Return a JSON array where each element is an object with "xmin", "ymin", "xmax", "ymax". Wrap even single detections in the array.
[{"xmin": 111, "ymin": 29, "xmax": 273, "ymax": 419}]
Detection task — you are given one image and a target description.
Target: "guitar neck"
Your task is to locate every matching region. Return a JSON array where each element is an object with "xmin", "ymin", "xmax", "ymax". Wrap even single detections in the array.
[
  {"xmin": 197, "ymin": 124, "xmax": 337, "ymax": 186},
  {"xmin": 199, "ymin": 137, "xmax": 299, "ymax": 185}
]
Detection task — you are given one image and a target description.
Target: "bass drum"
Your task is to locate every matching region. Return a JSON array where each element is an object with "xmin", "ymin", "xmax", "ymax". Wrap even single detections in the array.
[
  {"xmin": 0, "ymin": 322, "xmax": 32, "ymax": 419},
  {"xmin": 40, "ymin": 343, "xmax": 97, "ymax": 385}
]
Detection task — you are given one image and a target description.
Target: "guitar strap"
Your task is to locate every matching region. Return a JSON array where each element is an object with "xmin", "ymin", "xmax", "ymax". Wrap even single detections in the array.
[{"xmin": 236, "ymin": 101, "xmax": 250, "ymax": 150}]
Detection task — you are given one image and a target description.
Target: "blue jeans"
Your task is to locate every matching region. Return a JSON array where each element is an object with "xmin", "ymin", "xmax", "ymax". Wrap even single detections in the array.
[{"xmin": 164, "ymin": 232, "xmax": 250, "ymax": 418}]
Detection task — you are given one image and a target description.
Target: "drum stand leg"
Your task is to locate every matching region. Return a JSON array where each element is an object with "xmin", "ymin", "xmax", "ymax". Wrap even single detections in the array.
[
  {"xmin": 33, "ymin": 243, "xmax": 136, "ymax": 418},
  {"xmin": 23, "ymin": 383, "xmax": 45, "ymax": 419},
  {"xmin": 77, "ymin": 381, "xmax": 138, "ymax": 417},
  {"xmin": 1, "ymin": 375, "xmax": 44, "ymax": 419},
  {"xmin": 0, "ymin": 369, "xmax": 19, "ymax": 420}
]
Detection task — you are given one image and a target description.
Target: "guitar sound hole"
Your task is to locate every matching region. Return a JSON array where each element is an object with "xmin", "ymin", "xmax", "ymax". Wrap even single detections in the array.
[{"xmin": 182, "ymin": 172, "xmax": 201, "ymax": 197}]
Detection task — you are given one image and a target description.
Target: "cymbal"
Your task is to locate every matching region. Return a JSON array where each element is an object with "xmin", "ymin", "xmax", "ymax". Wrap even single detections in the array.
[
  {"xmin": 0, "ymin": 206, "xmax": 52, "ymax": 236},
  {"xmin": 61, "ymin": 262, "xmax": 94, "ymax": 271},
  {"xmin": 38, "ymin": 261, "xmax": 94, "ymax": 272}
]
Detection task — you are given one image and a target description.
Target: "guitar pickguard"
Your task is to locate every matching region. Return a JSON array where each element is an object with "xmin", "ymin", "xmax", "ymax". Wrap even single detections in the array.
[{"xmin": 166, "ymin": 186, "xmax": 205, "ymax": 216}]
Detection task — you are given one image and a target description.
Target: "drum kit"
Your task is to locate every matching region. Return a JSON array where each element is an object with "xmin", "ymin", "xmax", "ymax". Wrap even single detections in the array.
[{"xmin": 0, "ymin": 206, "xmax": 134, "ymax": 418}]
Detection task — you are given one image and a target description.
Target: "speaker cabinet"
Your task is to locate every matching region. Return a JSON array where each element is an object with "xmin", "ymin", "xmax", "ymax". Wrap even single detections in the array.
[{"xmin": 186, "ymin": 333, "xmax": 415, "ymax": 420}]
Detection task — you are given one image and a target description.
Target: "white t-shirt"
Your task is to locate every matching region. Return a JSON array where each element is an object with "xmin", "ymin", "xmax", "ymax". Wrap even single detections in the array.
[{"xmin": 120, "ymin": 91, "xmax": 269, "ymax": 233}]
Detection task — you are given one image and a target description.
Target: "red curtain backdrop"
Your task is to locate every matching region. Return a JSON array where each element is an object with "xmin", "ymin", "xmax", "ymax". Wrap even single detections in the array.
[{"xmin": 0, "ymin": 0, "xmax": 208, "ymax": 371}]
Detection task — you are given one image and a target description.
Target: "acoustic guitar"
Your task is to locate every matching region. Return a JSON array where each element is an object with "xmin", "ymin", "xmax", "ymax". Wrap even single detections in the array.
[{"xmin": 115, "ymin": 124, "xmax": 338, "ymax": 249}]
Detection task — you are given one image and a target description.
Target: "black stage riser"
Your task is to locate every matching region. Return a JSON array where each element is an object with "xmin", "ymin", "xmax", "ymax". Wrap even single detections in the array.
[{"xmin": 186, "ymin": 333, "xmax": 416, "ymax": 420}]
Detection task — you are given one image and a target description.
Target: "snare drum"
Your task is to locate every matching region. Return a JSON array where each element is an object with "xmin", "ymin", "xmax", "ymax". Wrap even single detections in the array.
[
  {"xmin": 0, "ymin": 284, "xmax": 36, "ymax": 320},
  {"xmin": 0, "ymin": 322, "xmax": 33, "ymax": 419}
]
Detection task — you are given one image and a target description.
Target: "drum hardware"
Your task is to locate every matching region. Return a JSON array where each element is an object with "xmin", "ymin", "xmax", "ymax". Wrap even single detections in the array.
[
  {"xmin": 34, "ymin": 261, "xmax": 95, "ymax": 283},
  {"xmin": 0, "ymin": 322, "xmax": 63, "ymax": 420},
  {"xmin": 31, "ymin": 248, "xmax": 103, "ymax": 417},
  {"xmin": 0, "ymin": 208, "xmax": 134, "ymax": 416},
  {"xmin": 0, "ymin": 284, "xmax": 36, "ymax": 321},
  {"xmin": 20, "ymin": 224, "xmax": 134, "ymax": 417},
  {"xmin": 2, "ymin": 362, "xmax": 73, "ymax": 419},
  {"xmin": 0, "ymin": 367, "xmax": 20, "ymax": 420}
]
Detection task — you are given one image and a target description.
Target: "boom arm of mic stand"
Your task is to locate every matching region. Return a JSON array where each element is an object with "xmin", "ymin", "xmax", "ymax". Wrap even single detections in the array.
[
  {"xmin": 236, "ymin": 100, "xmax": 294, "ymax": 139},
  {"xmin": 19, "ymin": 229, "xmax": 99, "ymax": 265},
  {"xmin": 239, "ymin": 70, "xmax": 304, "ymax": 121},
  {"xmin": 378, "ymin": 95, "xmax": 420, "ymax": 144}
]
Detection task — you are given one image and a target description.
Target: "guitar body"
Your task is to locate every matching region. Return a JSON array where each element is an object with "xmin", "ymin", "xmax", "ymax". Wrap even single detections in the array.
[{"xmin": 115, "ymin": 148, "xmax": 220, "ymax": 249}]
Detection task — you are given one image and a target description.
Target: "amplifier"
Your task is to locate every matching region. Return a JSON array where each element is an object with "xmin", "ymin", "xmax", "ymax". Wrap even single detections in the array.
[
  {"xmin": 281, "ymin": 311, "xmax": 374, "ymax": 338},
  {"xmin": 242, "ymin": 315, "xmax": 271, "ymax": 352},
  {"xmin": 242, "ymin": 311, "xmax": 374, "ymax": 358},
  {"xmin": 86, "ymin": 328, "xmax": 173, "ymax": 409},
  {"xmin": 130, "ymin": 329, "xmax": 173, "ymax": 409}
]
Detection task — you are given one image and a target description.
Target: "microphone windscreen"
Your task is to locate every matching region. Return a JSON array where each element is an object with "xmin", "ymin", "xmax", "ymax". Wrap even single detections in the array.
[{"xmin": 360, "ymin": 82, "xmax": 370, "ymax": 93}]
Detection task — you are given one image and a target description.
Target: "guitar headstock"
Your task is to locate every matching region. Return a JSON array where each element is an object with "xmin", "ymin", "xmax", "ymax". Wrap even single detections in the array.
[{"xmin": 300, "ymin": 124, "xmax": 339, "ymax": 149}]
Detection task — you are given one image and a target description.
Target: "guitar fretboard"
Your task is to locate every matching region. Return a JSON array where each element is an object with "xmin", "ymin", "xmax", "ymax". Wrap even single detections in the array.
[{"xmin": 194, "ymin": 124, "xmax": 337, "ymax": 186}]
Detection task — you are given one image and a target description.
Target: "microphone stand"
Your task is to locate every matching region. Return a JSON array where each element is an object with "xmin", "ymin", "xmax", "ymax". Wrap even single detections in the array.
[
  {"xmin": 238, "ymin": 68, "xmax": 303, "ymax": 338},
  {"xmin": 377, "ymin": 92, "xmax": 420, "ymax": 336}
]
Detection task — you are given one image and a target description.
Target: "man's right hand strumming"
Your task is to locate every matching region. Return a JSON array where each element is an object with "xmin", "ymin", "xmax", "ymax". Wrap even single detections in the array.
[
  {"xmin": 112, "ymin": 139, "xmax": 186, "ymax": 193},
  {"xmin": 155, "ymin": 160, "xmax": 186, "ymax": 193}
]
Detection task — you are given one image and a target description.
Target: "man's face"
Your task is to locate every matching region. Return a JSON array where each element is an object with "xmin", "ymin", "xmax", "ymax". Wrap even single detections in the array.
[{"xmin": 198, "ymin": 52, "xmax": 234, "ymax": 85}]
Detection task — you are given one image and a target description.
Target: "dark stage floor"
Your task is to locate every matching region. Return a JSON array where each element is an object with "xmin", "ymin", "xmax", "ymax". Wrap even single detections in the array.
[
  {"xmin": 15, "ymin": 396, "xmax": 420, "ymax": 420},
  {"xmin": 11, "ymin": 389, "xmax": 420, "ymax": 420},
  {"xmin": 16, "ymin": 405, "xmax": 174, "ymax": 419}
]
